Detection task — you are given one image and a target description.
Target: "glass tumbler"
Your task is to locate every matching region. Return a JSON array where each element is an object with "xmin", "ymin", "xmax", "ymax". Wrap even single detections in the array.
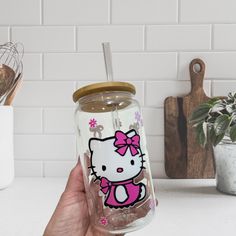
[{"xmin": 73, "ymin": 82, "xmax": 156, "ymax": 234}]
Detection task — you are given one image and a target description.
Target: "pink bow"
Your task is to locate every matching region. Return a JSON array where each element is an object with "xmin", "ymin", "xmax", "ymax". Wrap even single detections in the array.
[
  {"xmin": 114, "ymin": 131, "xmax": 140, "ymax": 156},
  {"xmin": 100, "ymin": 177, "xmax": 111, "ymax": 194}
]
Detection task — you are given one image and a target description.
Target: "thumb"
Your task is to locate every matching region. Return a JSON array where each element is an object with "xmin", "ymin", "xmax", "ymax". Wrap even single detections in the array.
[{"xmin": 64, "ymin": 159, "xmax": 85, "ymax": 193}]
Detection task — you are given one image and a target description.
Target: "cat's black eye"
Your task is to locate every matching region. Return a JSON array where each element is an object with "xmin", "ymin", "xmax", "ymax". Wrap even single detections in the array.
[
  {"xmin": 102, "ymin": 165, "xmax": 106, "ymax": 171},
  {"xmin": 130, "ymin": 160, "xmax": 135, "ymax": 165}
]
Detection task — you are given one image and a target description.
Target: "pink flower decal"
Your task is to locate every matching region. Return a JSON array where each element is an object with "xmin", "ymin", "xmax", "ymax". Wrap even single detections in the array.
[
  {"xmin": 140, "ymin": 119, "xmax": 143, "ymax": 126},
  {"xmin": 89, "ymin": 118, "xmax": 97, "ymax": 128},
  {"xmin": 135, "ymin": 111, "xmax": 141, "ymax": 122},
  {"xmin": 135, "ymin": 111, "xmax": 143, "ymax": 126},
  {"xmin": 99, "ymin": 216, "xmax": 108, "ymax": 226}
]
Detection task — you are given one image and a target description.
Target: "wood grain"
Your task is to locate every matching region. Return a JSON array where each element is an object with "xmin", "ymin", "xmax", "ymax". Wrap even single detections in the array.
[{"xmin": 164, "ymin": 58, "xmax": 215, "ymax": 178}]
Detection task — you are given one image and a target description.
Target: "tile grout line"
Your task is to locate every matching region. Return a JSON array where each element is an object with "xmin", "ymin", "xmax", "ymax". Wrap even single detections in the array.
[
  {"xmin": 41, "ymin": 107, "xmax": 45, "ymax": 134},
  {"xmin": 15, "ymin": 133, "xmax": 75, "ymax": 135},
  {"xmin": 16, "ymin": 159, "xmax": 78, "ymax": 162},
  {"xmin": 41, "ymin": 53, "xmax": 44, "ymax": 80},
  {"xmin": 143, "ymin": 25, "xmax": 147, "ymax": 51},
  {"xmin": 42, "ymin": 162, "xmax": 45, "ymax": 177},
  {"xmin": 109, "ymin": 0, "xmax": 112, "ymax": 24},
  {"xmin": 74, "ymin": 26, "xmax": 78, "ymax": 51},
  {"xmin": 177, "ymin": 0, "xmax": 181, "ymax": 23},
  {"xmin": 109, "ymin": 0, "xmax": 112, "ymax": 25},
  {"xmin": 211, "ymin": 24, "xmax": 214, "ymax": 50},
  {"xmin": 209, "ymin": 80, "xmax": 212, "ymax": 98},
  {"xmin": 176, "ymin": 52, "xmax": 180, "ymax": 80},
  {"xmin": 4, "ymin": 23, "xmax": 236, "ymax": 27},
  {"xmin": 40, "ymin": 0, "xmax": 43, "ymax": 25},
  {"xmin": 23, "ymin": 49, "xmax": 236, "ymax": 54}
]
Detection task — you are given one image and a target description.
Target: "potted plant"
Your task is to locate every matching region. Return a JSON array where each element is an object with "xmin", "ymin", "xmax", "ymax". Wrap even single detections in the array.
[{"xmin": 190, "ymin": 92, "xmax": 236, "ymax": 195}]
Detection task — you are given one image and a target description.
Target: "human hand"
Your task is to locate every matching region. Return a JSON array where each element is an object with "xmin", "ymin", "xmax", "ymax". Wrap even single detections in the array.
[{"xmin": 43, "ymin": 161, "xmax": 124, "ymax": 236}]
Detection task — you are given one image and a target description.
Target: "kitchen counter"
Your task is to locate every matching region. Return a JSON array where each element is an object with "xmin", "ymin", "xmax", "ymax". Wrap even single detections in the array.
[{"xmin": 0, "ymin": 178, "xmax": 236, "ymax": 236}]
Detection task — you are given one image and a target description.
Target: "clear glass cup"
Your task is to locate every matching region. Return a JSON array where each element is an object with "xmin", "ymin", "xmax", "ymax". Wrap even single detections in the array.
[{"xmin": 73, "ymin": 82, "xmax": 156, "ymax": 234}]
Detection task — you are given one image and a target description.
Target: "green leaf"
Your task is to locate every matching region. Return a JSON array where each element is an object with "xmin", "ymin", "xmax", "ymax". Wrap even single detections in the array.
[
  {"xmin": 230, "ymin": 124, "xmax": 236, "ymax": 142},
  {"xmin": 211, "ymin": 103, "xmax": 225, "ymax": 113},
  {"xmin": 189, "ymin": 103, "xmax": 212, "ymax": 124},
  {"xmin": 195, "ymin": 122, "xmax": 207, "ymax": 146},
  {"xmin": 207, "ymin": 97, "xmax": 221, "ymax": 105},
  {"xmin": 214, "ymin": 114, "xmax": 231, "ymax": 135},
  {"xmin": 209, "ymin": 126, "xmax": 225, "ymax": 146}
]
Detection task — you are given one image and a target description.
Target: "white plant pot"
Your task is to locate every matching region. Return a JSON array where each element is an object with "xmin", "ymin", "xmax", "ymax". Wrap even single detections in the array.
[
  {"xmin": 213, "ymin": 139, "xmax": 236, "ymax": 195},
  {"xmin": 0, "ymin": 106, "xmax": 14, "ymax": 189}
]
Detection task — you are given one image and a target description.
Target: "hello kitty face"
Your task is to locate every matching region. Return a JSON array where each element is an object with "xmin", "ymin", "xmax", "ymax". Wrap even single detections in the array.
[{"xmin": 89, "ymin": 129, "xmax": 145, "ymax": 182}]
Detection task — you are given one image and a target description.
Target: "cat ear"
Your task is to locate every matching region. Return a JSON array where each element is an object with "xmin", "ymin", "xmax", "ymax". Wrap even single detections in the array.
[
  {"xmin": 89, "ymin": 139, "xmax": 101, "ymax": 151},
  {"xmin": 127, "ymin": 129, "xmax": 137, "ymax": 137}
]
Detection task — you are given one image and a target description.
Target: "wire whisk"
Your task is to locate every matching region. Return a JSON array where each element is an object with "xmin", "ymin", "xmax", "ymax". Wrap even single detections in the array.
[{"xmin": 0, "ymin": 42, "xmax": 24, "ymax": 105}]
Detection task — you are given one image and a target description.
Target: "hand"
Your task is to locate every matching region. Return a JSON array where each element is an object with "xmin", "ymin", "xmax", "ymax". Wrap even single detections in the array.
[{"xmin": 43, "ymin": 161, "xmax": 124, "ymax": 236}]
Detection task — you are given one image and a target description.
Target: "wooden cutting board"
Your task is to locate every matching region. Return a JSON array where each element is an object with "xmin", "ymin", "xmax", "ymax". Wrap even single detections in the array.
[{"xmin": 164, "ymin": 58, "xmax": 215, "ymax": 178}]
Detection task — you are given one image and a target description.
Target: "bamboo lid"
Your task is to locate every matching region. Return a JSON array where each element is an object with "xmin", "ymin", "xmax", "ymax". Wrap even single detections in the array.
[{"xmin": 73, "ymin": 81, "xmax": 136, "ymax": 103}]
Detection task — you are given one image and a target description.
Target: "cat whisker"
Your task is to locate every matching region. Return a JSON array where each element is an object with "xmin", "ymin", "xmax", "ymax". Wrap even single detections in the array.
[{"xmin": 88, "ymin": 165, "xmax": 96, "ymax": 169}]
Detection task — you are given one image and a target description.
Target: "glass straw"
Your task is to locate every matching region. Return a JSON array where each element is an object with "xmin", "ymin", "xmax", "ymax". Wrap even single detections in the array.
[
  {"xmin": 102, "ymin": 42, "xmax": 120, "ymax": 130},
  {"xmin": 102, "ymin": 42, "xmax": 114, "ymax": 82}
]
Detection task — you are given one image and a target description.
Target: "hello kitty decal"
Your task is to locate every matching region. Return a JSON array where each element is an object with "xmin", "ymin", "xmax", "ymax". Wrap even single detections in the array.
[{"xmin": 88, "ymin": 129, "xmax": 146, "ymax": 208}]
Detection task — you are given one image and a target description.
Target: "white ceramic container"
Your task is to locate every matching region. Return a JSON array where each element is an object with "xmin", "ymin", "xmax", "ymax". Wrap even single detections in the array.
[
  {"xmin": 213, "ymin": 138, "xmax": 236, "ymax": 195},
  {"xmin": 0, "ymin": 106, "xmax": 14, "ymax": 189}
]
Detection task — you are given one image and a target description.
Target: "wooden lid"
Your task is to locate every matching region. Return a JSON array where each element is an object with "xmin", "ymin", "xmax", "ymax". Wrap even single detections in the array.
[{"xmin": 73, "ymin": 81, "xmax": 136, "ymax": 103}]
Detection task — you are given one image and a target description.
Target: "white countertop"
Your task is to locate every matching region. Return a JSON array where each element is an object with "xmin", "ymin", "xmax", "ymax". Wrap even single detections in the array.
[{"xmin": 0, "ymin": 178, "xmax": 236, "ymax": 236}]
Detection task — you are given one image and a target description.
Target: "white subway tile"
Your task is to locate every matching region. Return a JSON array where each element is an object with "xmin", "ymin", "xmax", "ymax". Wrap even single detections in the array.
[
  {"xmin": 146, "ymin": 136, "xmax": 164, "ymax": 162},
  {"xmin": 0, "ymin": 0, "xmax": 40, "ymax": 25},
  {"xmin": 0, "ymin": 27, "xmax": 9, "ymax": 42},
  {"xmin": 44, "ymin": 53, "xmax": 176, "ymax": 81},
  {"xmin": 15, "ymin": 134, "xmax": 76, "ymax": 160},
  {"xmin": 44, "ymin": 108, "xmax": 75, "ymax": 134},
  {"xmin": 15, "ymin": 161, "xmax": 43, "ymax": 177},
  {"xmin": 12, "ymin": 27, "xmax": 75, "ymax": 52},
  {"xmin": 23, "ymin": 54, "xmax": 41, "ymax": 80},
  {"xmin": 214, "ymin": 24, "xmax": 236, "ymax": 50},
  {"xmin": 179, "ymin": 52, "xmax": 236, "ymax": 80},
  {"xmin": 44, "ymin": 0, "xmax": 109, "ymax": 25},
  {"xmin": 112, "ymin": 0, "xmax": 177, "ymax": 24},
  {"xmin": 146, "ymin": 81, "xmax": 211, "ymax": 107},
  {"xmin": 113, "ymin": 53, "xmax": 177, "ymax": 80},
  {"xmin": 150, "ymin": 162, "xmax": 167, "ymax": 179},
  {"xmin": 14, "ymin": 108, "xmax": 42, "ymax": 134},
  {"xmin": 44, "ymin": 53, "xmax": 106, "ymax": 80},
  {"xmin": 44, "ymin": 161, "xmax": 76, "ymax": 177},
  {"xmin": 78, "ymin": 26, "xmax": 143, "ymax": 52},
  {"xmin": 14, "ymin": 81, "xmax": 75, "ymax": 107},
  {"xmin": 146, "ymin": 81, "xmax": 189, "ymax": 107},
  {"xmin": 212, "ymin": 81, "xmax": 236, "ymax": 97},
  {"xmin": 142, "ymin": 108, "xmax": 164, "ymax": 135},
  {"xmin": 181, "ymin": 0, "xmax": 236, "ymax": 23},
  {"xmin": 147, "ymin": 25, "xmax": 211, "ymax": 51}
]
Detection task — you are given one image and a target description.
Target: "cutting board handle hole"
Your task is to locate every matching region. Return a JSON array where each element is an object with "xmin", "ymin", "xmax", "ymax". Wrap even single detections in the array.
[{"xmin": 192, "ymin": 63, "xmax": 202, "ymax": 74}]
